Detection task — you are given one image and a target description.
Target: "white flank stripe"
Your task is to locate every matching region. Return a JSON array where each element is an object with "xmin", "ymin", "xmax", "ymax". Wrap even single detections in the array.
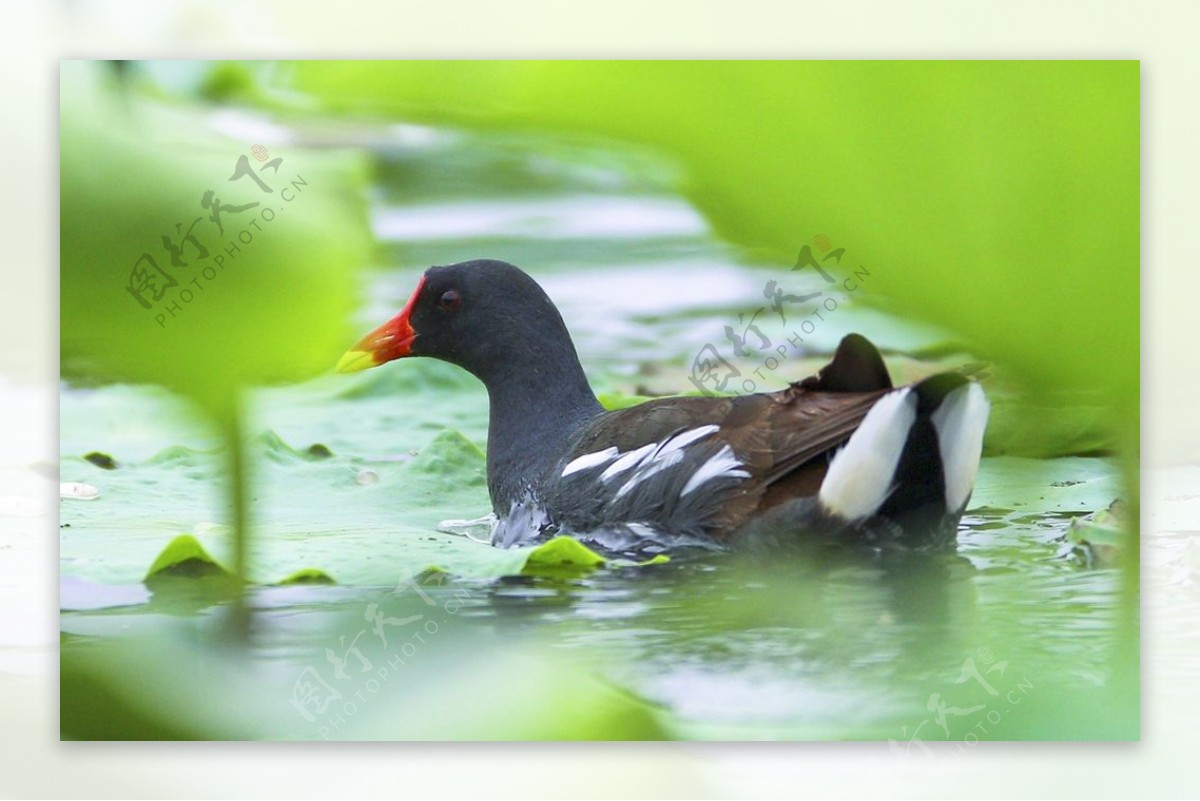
[
  {"xmin": 680, "ymin": 445, "xmax": 750, "ymax": 497},
  {"xmin": 615, "ymin": 450, "xmax": 686, "ymax": 499},
  {"xmin": 930, "ymin": 383, "xmax": 990, "ymax": 512},
  {"xmin": 600, "ymin": 442, "xmax": 657, "ymax": 482},
  {"xmin": 594, "ymin": 425, "xmax": 727, "ymax": 497},
  {"xmin": 819, "ymin": 388, "xmax": 917, "ymax": 520},
  {"xmin": 658, "ymin": 424, "xmax": 720, "ymax": 456},
  {"xmin": 561, "ymin": 446, "xmax": 619, "ymax": 477}
]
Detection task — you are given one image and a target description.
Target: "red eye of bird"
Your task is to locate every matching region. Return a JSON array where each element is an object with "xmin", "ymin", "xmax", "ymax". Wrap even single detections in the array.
[{"xmin": 436, "ymin": 289, "xmax": 462, "ymax": 311}]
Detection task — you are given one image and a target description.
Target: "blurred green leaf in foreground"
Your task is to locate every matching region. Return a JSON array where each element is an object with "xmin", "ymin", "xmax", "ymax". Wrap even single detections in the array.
[
  {"xmin": 61, "ymin": 60, "xmax": 372, "ymax": 410},
  {"xmin": 60, "ymin": 60, "xmax": 373, "ymax": 626},
  {"xmin": 283, "ymin": 60, "xmax": 1139, "ymax": 476}
]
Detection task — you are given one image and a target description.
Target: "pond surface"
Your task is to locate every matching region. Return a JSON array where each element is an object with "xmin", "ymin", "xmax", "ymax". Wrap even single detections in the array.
[{"xmin": 59, "ymin": 117, "xmax": 1133, "ymax": 740}]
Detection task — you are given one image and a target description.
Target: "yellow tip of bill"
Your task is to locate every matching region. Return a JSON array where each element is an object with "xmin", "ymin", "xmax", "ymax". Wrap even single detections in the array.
[{"xmin": 335, "ymin": 349, "xmax": 378, "ymax": 374}]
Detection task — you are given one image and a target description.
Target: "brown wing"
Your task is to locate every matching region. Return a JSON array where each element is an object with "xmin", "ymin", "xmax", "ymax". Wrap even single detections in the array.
[
  {"xmin": 568, "ymin": 384, "xmax": 888, "ymax": 531},
  {"xmin": 562, "ymin": 334, "xmax": 898, "ymax": 535}
]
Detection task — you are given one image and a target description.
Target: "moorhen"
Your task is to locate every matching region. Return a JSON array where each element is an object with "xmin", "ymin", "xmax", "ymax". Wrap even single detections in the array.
[{"xmin": 337, "ymin": 259, "xmax": 989, "ymax": 554}]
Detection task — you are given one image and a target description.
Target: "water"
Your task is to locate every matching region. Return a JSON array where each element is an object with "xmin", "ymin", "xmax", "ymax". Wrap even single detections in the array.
[{"xmin": 57, "ymin": 116, "xmax": 1134, "ymax": 740}]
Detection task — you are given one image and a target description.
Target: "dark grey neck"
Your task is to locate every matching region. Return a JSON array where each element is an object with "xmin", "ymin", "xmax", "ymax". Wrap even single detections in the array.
[{"xmin": 482, "ymin": 356, "xmax": 604, "ymax": 514}]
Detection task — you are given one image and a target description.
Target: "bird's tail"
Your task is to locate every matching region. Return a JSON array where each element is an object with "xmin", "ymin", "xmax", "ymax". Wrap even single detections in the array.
[{"xmin": 817, "ymin": 372, "xmax": 989, "ymax": 543}]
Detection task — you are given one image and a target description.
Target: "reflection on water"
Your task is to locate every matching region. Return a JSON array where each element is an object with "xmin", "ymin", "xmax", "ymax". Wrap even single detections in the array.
[{"xmin": 59, "ymin": 502, "xmax": 1124, "ymax": 739}]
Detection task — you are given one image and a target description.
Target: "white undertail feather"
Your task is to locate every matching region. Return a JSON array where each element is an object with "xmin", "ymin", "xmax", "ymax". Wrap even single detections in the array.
[
  {"xmin": 930, "ymin": 382, "xmax": 990, "ymax": 512},
  {"xmin": 819, "ymin": 388, "xmax": 917, "ymax": 520},
  {"xmin": 680, "ymin": 445, "xmax": 751, "ymax": 497},
  {"xmin": 561, "ymin": 447, "xmax": 618, "ymax": 477}
]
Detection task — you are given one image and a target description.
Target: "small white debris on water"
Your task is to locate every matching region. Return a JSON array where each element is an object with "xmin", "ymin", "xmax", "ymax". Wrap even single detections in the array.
[
  {"xmin": 60, "ymin": 482, "xmax": 100, "ymax": 501},
  {"xmin": 355, "ymin": 469, "xmax": 380, "ymax": 486}
]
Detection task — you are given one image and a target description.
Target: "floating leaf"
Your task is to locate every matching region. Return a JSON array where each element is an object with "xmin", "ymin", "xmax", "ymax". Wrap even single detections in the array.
[
  {"xmin": 144, "ymin": 534, "xmax": 231, "ymax": 581},
  {"xmin": 1067, "ymin": 500, "xmax": 1129, "ymax": 568},
  {"xmin": 304, "ymin": 443, "xmax": 334, "ymax": 460},
  {"xmin": 83, "ymin": 452, "xmax": 119, "ymax": 470},
  {"xmin": 409, "ymin": 428, "xmax": 486, "ymax": 482},
  {"xmin": 275, "ymin": 567, "xmax": 337, "ymax": 586},
  {"xmin": 524, "ymin": 536, "xmax": 606, "ymax": 569},
  {"xmin": 969, "ymin": 456, "xmax": 1122, "ymax": 517}
]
